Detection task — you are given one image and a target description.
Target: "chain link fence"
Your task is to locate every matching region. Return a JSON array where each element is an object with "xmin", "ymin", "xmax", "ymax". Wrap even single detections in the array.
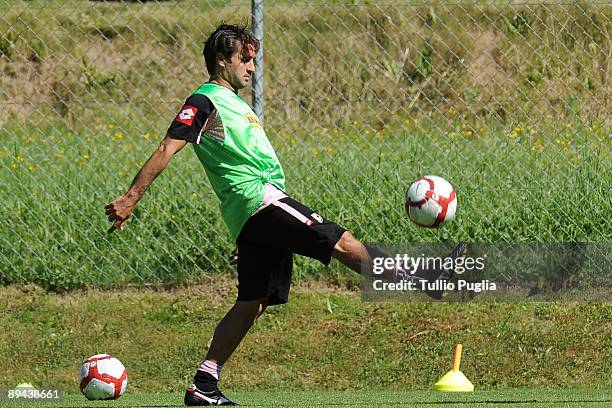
[{"xmin": 0, "ymin": 1, "xmax": 610, "ymax": 289}]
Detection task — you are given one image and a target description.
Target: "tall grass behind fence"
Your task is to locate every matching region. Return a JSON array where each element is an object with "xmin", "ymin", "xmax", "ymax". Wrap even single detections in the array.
[{"xmin": 0, "ymin": 1, "xmax": 610, "ymax": 290}]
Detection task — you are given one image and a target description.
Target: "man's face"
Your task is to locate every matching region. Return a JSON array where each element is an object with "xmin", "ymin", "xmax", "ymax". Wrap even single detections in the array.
[{"xmin": 220, "ymin": 43, "xmax": 256, "ymax": 90}]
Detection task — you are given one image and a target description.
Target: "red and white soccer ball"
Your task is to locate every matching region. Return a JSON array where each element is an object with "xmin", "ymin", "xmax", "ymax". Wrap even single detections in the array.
[
  {"xmin": 79, "ymin": 354, "xmax": 128, "ymax": 400},
  {"xmin": 405, "ymin": 175, "xmax": 457, "ymax": 228}
]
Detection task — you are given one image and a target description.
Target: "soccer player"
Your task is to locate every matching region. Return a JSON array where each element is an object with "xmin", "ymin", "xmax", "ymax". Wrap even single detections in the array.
[{"xmin": 105, "ymin": 23, "xmax": 465, "ymax": 406}]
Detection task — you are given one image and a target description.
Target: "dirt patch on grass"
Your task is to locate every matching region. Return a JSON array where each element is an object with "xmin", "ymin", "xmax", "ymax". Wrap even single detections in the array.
[
  {"xmin": 467, "ymin": 30, "xmax": 506, "ymax": 93},
  {"xmin": 0, "ymin": 276, "xmax": 359, "ymax": 307}
]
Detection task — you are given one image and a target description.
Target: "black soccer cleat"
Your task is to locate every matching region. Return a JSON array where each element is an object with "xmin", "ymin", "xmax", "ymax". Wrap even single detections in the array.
[
  {"xmin": 184, "ymin": 384, "xmax": 237, "ymax": 406},
  {"xmin": 438, "ymin": 242, "xmax": 467, "ymax": 282},
  {"xmin": 414, "ymin": 242, "xmax": 467, "ymax": 300}
]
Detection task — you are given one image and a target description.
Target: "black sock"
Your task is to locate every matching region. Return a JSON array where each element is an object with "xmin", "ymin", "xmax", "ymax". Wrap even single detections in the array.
[{"xmin": 194, "ymin": 370, "xmax": 218, "ymax": 392}]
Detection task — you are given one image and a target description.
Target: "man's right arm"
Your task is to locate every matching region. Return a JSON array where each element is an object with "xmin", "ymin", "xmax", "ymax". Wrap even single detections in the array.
[
  {"xmin": 105, "ymin": 93, "xmax": 214, "ymax": 233},
  {"xmin": 105, "ymin": 135, "xmax": 186, "ymax": 233}
]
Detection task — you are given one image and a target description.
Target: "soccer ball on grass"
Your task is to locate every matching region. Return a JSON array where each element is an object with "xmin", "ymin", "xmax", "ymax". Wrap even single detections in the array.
[
  {"xmin": 79, "ymin": 354, "xmax": 128, "ymax": 400},
  {"xmin": 405, "ymin": 175, "xmax": 457, "ymax": 228}
]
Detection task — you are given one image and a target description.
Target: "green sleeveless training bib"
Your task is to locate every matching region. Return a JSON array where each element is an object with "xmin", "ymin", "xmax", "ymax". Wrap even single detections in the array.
[{"xmin": 190, "ymin": 82, "xmax": 286, "ymax": 241}]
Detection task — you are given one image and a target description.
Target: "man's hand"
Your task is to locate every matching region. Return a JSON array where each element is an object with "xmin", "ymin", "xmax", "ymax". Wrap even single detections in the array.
[{"xmin": 105, "ymin": 194, "xmax": 137, "ymax": 233}]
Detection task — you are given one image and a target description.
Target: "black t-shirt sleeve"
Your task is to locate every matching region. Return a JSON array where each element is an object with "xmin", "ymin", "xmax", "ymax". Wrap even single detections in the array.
[{"xmin": 167, "ymin": 94, "xmax": 214, "ymax": 143}]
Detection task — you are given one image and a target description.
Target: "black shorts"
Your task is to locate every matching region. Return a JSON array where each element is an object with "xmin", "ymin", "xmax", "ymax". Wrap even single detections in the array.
[{"xmin": 236, "ymin": 197, "xmax": 347, "ymax": 306}]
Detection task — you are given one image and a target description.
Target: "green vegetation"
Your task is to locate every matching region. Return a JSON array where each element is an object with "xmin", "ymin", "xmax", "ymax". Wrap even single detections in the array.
[
  {"xmin": 1, "ymin": 2, "xmax": 609, "ymax": 401},
  {"xmin": 1, "ymin": 284, "xmax": 611, "ymax": 393},
  {"xmin": 1, "ymin": 119, "xmax": 609, "ymax": 289},
  {"xmin": 0, "ymin": 1, "xmax": 608, "ymax": 127},
  {"xmin": 0, "ymin": 1, "xmax": 610, "ymax": 288}
]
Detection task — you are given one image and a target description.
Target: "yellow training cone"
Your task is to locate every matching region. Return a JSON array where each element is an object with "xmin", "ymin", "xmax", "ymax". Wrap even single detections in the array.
[{"xmin": 434, "ymin": 344, "xmax": 474, "ymax": 392}]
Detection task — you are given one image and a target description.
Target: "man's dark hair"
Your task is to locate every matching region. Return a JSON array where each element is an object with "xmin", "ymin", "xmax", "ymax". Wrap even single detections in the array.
[{"xmin": 203, "ymin": 23, "xmax": 260, "ymax": 75}]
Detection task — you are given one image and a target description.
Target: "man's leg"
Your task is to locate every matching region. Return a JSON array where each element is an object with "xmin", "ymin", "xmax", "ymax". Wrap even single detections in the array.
[
  {"xmin": 331, "ymin": 231, "xmax": 404, "ymax": 283},
  {"xmin": 330, "ymin": 231, "xmax": 369, "ymax": 273},
  {"xmin": 242, "ymin": 197, "xmax": 463, "ymax": 294},
  {"xmin": 331, "ymin": 231, "xmax": 466, "ymax": 298},
  {"xmin": 205, "ymin": 298, "xmax": 268, "ymax": 365},
  {"xmin": 185, "ymin": 298, "xmax": 267, "ymax": 406}
]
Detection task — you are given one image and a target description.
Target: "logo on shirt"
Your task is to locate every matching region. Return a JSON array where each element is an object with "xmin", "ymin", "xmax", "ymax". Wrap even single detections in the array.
[
  {"xmin": 244, "ymin": 113, "xmax": 262, "ymax": 128},
  {"xmin": 310, "ymin": 213, "xmax": 323, "ymax": 223},
  {"xmin": 176, "ymin": 105, "xmax": 198, "ymax": 126}
]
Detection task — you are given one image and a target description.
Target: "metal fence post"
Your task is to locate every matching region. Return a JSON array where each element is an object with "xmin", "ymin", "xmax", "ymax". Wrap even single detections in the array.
[{"xmin": 251, "ymin": 0, "xmax": 264, "ymax": 125}]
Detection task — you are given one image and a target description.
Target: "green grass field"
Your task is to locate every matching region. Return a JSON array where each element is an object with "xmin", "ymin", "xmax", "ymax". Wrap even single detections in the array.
[
  {"xmin": 2, "ymin": 285, "xmax": 610, "ymax": 393},
  {"xmin": 2, "ymin": 389, "xmax": 611, "ymax": 407}
]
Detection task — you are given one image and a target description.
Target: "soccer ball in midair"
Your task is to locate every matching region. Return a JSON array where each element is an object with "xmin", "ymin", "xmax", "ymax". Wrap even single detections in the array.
[
  {"xmin": 405, "ymin": 175, "xmax": 457, "ymax": 228},
  {"xmin": 79, "ymin": 354, "xmax": 128, "ymax": 400}
]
